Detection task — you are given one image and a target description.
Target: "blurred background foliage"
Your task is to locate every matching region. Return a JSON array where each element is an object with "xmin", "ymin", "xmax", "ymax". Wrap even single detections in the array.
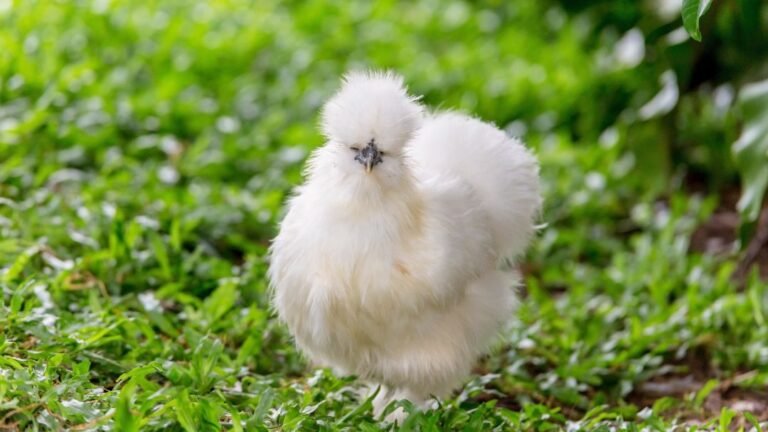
[{"xmin": 1, "ymin": 0, "xmax": 767, "ymax": 430}]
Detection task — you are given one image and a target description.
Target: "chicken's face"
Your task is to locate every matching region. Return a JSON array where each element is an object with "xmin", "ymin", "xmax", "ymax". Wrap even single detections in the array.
[
  {"xmin": 352, "ymin": 139, "xmax": 383, "ymax": 173},
  {"xmin": 319, "ymin": 71, "xmax": 422, "ymax": 187},
  {"xmin": 324, "ymin": 137, "xmax": 409, "ymax": 191}
]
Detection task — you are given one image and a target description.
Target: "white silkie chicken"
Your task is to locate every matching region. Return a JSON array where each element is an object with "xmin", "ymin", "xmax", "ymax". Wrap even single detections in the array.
[{"xmin": 269, "ymin": 71, "xmax": 541, "ymax": 415}]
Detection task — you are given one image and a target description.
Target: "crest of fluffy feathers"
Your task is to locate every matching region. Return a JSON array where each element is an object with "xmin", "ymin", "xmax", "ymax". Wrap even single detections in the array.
[{"xmin": 269, "ymin": 70, "xmax": 541, "ymax": 417}]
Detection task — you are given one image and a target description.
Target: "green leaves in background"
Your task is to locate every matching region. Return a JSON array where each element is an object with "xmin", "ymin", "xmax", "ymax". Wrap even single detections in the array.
[
  {"xmin": 733, "ymin": 79, "xmax": 768, "ymax": 238},
  {"xmin": 175, "ymin": 390, "xmax": 222, "ymax": 432},
  {"xmin": 682, "ymin": 0, "xmax": 713, "ymax": 41},
  {"xmin": 115, "ymin": 386, "xmax": 141, "ymax": 432}
]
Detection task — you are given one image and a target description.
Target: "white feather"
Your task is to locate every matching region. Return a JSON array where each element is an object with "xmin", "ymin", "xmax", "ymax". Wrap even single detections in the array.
[{"xmin": 268, "ymin": 71, "xmax": 541, "ymax": 415}]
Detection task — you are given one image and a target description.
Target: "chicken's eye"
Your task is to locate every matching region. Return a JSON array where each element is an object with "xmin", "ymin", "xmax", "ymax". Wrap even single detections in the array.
[{"xmin": 379, "ymin": 151, "xmax": 386, "ymax": 156}]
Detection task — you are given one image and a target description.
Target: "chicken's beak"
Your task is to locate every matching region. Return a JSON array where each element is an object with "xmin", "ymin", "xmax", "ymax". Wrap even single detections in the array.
[{"xmin": 355, "ymin": 140, "xmax": 382, "ymax": 173}]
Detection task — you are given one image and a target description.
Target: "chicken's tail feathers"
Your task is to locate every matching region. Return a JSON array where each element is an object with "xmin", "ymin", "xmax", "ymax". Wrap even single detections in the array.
[{"xmin": 408, "ymin": 112, "xmax": 542, "ymax": 259}]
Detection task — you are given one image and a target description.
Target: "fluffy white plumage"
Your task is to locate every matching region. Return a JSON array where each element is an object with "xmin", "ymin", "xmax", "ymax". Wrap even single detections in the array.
[{"xmin": 269, "ymin": 71, "xmax": 541, "ymax": 414}]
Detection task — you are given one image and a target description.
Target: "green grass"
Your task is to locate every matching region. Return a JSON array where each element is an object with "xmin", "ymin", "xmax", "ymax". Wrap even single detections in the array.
[{"xmin": 1, "ymin": 0, "xmax": 767, "ymax": 430}]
